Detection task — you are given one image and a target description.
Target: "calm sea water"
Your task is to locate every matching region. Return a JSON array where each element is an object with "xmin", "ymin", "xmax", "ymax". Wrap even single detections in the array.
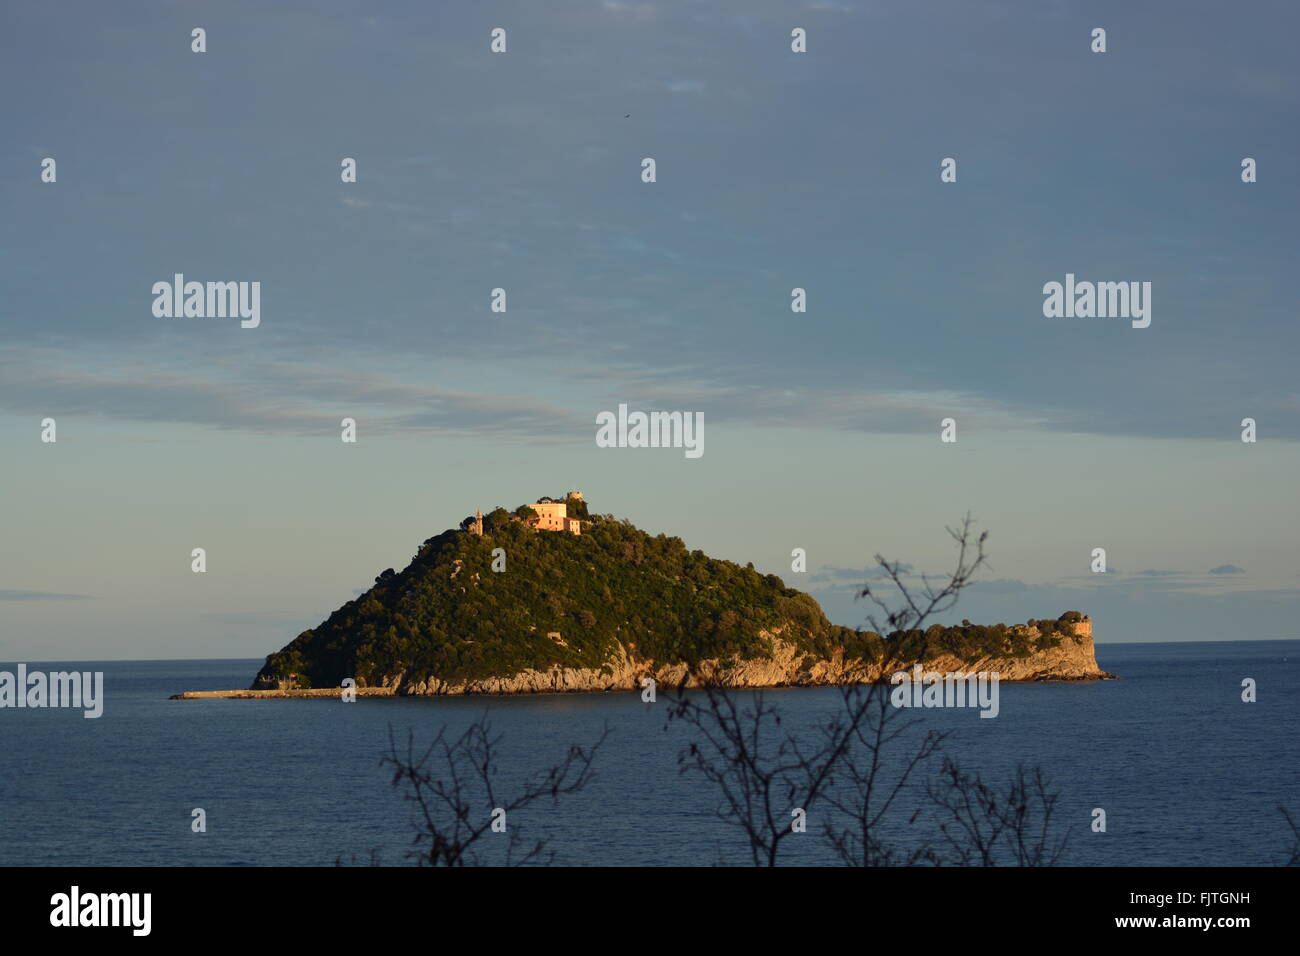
[{"xmin": 1, "ymin": 640, "xmax": 1296, "ymax": 866}]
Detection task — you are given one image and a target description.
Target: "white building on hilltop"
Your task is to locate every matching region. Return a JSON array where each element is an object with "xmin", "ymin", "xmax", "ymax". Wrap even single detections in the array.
[
  {"xmin": 467, "ymin": 495, "xmax": 582, "ymax": 535},
  {"xmin": 532, "ymin": 497, "xmax": 581, "ymax": 535}
]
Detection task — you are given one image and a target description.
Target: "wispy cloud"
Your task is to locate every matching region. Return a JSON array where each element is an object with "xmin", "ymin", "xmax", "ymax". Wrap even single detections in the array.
[
  {"xmin": 0, "ymin": 590, "xmax": 95, "ymax": 601},
  {"xmin": 0, "ymin": 348, "xmax": 587, "ymax": 441},
  {"xmin": 808, "ymin": 562, "xmax": 920, "ymax": 592},
  {"xmin": 602, "ymin": 1, "xmax": 659, "ymax": 19}
]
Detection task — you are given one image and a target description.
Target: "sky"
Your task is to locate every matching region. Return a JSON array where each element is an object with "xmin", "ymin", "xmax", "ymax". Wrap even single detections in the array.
[{"xmin": 1, "ymin": 0, "xmax": 1297, "ymax": 661}]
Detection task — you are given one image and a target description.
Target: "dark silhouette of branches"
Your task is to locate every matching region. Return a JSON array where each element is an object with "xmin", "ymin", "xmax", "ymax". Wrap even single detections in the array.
[
  {"xmin": 668, "ymin": 679, "xmax": 860, "ymax": 866},
  {"xmin": 859, "ymin": 513, "xmax": 988, "ymax": 635},
  {"xmin": 927, "ymin": 758, "xmax": 1069, "ymax": 866},
  {"xmin": 667, "ymin": 516, "xmax": 1069, "ymax": 866},
  {"xmin": 821, "ymin": 513, "xmax": 1002, "ymax": 866},
  {"xmin": 822, "ymin": 682, "xmax": 948, "ymax": 867},
  {"xmin": 1281, "ymin": 807, "xmax": 1300, "ymax": 866},
  {"xmin": 382, "ymin": 716, "xmax": 607, "ymax": 866}
]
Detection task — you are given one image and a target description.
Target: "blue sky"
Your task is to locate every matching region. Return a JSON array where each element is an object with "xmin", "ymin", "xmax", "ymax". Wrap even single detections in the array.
[{"xmin": 2, "ymin": 0, "xmax": 1297, "ymax": 660}]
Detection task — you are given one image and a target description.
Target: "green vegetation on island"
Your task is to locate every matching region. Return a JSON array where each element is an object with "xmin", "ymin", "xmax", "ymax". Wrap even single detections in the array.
[{"xmin": 253, "ymin": 495, "xmax": 1090, "ymax": 690}]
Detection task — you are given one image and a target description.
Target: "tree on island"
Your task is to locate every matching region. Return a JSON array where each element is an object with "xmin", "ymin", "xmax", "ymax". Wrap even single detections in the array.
[{"xmin": 484, "ymin": 507, "xmax": 511, "ymax": 533}]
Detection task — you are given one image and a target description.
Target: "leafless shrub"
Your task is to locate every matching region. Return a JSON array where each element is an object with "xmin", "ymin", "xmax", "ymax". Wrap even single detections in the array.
[
  {"xmin": 382, "ymin": 716, "xmax": 607, "ymax": 866},
  {"xmin": 927, "ymin": 758, "xmax": 1069, "ymax": 866},
  {"xmin": 858, "ymin": 514, "xmax": 988, "ymax": 635},
  {"xmin": 822, "ymin": 682, "xmax": 948, "ymax": 866},
  {"xmin": 668, "ymin": 516, "xmax": 1071, "ymax": 866},
  {"xmin": 668, "ymin": 680, "xmax": 858, "ymax": 865}
]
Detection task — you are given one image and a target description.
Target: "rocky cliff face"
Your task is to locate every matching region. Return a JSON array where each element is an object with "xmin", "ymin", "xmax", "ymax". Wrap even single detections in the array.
[{"xmin": 389, "ymin": 618, "xmax": 1111, "ymax": 696}]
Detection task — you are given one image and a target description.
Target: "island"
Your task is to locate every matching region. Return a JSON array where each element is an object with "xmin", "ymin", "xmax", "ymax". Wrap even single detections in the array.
[{"xmin": 172, "ymin": 492, "xmax": 1114, "ymax": 700}]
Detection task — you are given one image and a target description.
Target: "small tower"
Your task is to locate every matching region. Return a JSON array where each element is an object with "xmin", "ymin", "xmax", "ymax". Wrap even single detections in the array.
[{"xmin": 471, "ymin": 509, "xmax": 484, "ymax": 536}]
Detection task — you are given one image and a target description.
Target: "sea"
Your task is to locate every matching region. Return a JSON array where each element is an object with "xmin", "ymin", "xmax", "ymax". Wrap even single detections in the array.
[{"xmin": 1, "ymin": 640, "xmax": 1296, "ymax": 866}]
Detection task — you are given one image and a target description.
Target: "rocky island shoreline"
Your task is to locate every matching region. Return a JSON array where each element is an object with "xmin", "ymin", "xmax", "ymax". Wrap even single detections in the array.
[
  {"xmin": 172, "ymin": 493, "xmax": 1116, "ymax": 701},
  {"xmin": 171, "ymin": 617, "xmax": 1114, "ymax": 700}
]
